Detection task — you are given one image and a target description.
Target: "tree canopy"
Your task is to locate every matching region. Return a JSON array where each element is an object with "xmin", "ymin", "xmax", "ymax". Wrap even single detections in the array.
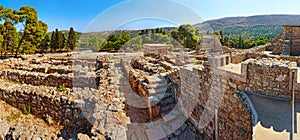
[
  {"xmin": 0, "ymin": 5, "xmax": 77, "ymax": 56},
  {"xmin": 171, "ymin": 24, "xmax": 201, "ymax": 50}
]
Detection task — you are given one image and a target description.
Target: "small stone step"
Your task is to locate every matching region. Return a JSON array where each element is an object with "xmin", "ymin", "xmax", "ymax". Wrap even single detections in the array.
[
  {"xmin": 149, "ymin": 87, "xmax": 168, "ymax": 95},
  {"xmin": 160, "ymin": 97, "xmax": 175, "ymax": 107},
  {"xmin": 165, "ymin": 116, "xmax": 186, "ymax": 130},
  {"xmin": 155, "ymin": 87, "xmax": 168, "ymax": 94},
  {"xmin": 157, "ymin": 77, "xmax": 167, "ymax": 84},
  {"xmin": 146, "ymin": 76, "xmax": 166, "ymax": 85},
  {"xmin": 162, "ymin": 114, "xmax": 178, "ymax": 124},
  {"xmin": 162, "ymin": 109, "xmax": 183, "ymax": 118},
  {"xmin": 156, "ymin": 92, "xmax": 173, "ymax": 100},
  {"xmin": 161, "ymin": 104, "xmax": 175, "ymax": 113},
  {"xmin": 148, "ymin": 82, "xmax": 167, "ymax": 89},
  {"xmin": 161, "ymin": 124, "xmax": 173, "ymax": 135},
  {"xmin": 148, "ymin": 96, "xmax": 160, "ymax": 105},
  {"xmin": 145, "ymin": 125, "xmax": 167, "ymax": 140}
]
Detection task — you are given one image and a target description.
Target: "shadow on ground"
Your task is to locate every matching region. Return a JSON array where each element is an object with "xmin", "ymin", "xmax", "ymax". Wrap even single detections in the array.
[{"xmin": 247, "ymin": 93, "xmax": 300, "ymax": 133}]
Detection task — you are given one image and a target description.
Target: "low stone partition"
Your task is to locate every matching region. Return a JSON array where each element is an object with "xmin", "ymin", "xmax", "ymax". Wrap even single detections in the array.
[
  {"xmin": 0, "ymin": 69, "xmax": 97, "ymax": 89},
  {"xmin": 30, "ymin": 58, "xmax": 71, "ymax": 66},
  {"xmin": 14, "ymin": 64, "xmax": 72, "ymax": 74},
  {"xmin": 247, "ymin": 52, "xmax": 300, "ymax": 65},
  {"xmin": 30, "ymin": 58, "xmax": 96, "ymax": 68},
  {"xmin": 239, "ymin": 58, "xmax": 299, "ymax": 99},
  {"xmin": 176, "ymin": 64, "xmax": 252, "ymax": 140},
  {"xmin": 131, "ymin": 57, "xmax": 167, "ymax": 73},
  {"xmin": 0, "ymin": 80, "xmax": 92, "ymax": 138},
  {"xmin": 0, "ymin": 58, "xmax": 23, "ymax": 66},
  {"xmin": 228, "ymin": 44, "xmax": 272, "ymax": 64},
  {"xmin": 231, "ymin": 52, "xmax": 247, "ymax": 64},
  {"xmin": 13, "ymin": 64, "xmax": 94, "ymax": 75}
]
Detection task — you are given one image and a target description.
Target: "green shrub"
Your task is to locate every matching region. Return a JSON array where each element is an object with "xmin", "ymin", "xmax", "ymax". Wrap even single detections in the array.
[
  {"xmin": 23, "ymin": 104, "xmax": 31, "ymax": 115},
  {"xmin": 194, "ymin": 62, "xmax": 200, "ymax": 65},
  {"xmin": 60, "ymin": 84, "xmax": 67, "ymax": 91}
]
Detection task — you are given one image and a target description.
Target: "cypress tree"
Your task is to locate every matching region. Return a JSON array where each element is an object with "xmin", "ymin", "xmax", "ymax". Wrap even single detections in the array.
[
  {"xmin": 58, "ymin": 32, "xmax": 65, "ymax": 51},
  {"xmin": 67, "ymin": 27, "xmax": 76, "ymax": 51},
  {"xmin": 50, "ymin": 31, "xmax": 56, "ymax": 52}
]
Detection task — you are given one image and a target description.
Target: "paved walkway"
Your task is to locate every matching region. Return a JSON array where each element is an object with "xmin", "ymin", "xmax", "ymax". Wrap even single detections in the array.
[{"xmin": 247, "ymin": 93, "xmax": 300, "ymax": 140}]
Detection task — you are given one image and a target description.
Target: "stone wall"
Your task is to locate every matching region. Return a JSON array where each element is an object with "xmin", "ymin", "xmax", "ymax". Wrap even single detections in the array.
[
  {"xmin": 231, "ymin": 52, "xmax": 247, "ymax": 64},
  {"xmin": 247, "ymin": 52, "xmax": 300, "ymax": 65},
  {"xmin": 219, "ymin": 56, "xmax": 300, "ymax": 100},
  {"xmin": 176, "ymin": 65, "xmax": 252, "ymax": 140},
  {"xmin": 0, "ymin": 69, "xmax": 97, "ymax": 89},
  {"xmin": 241, "ymin": 58, "xmax": 297, "ymax": 99},
  {"xmin": 0, "ymin": 81, "xmax": 92, "ymax": 138},
  {"xmin": 229, "ymin": 43, "xmax": 271, "ymax": 64},
  {"xmin": 0, "ymin": 54, "xmax": 129, "ymax": 139},
  {"xmin": 282, "ymin": 25, "xmax": 300, "ymax": 56},
  {"xmin": 271, "ymin": 33, "xmax": 284, "ymax": 55}
]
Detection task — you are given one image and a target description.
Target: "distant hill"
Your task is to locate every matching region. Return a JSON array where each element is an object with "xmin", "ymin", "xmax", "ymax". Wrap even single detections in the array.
[{"xmin": 194, "ymin": 15, "xmax": 300, "ymax": 39}]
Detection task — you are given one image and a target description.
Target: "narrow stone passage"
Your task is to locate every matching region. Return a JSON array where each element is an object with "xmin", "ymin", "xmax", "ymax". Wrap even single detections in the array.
[
  {"xmin": 114, "ymin": 61, "xmax": 150, "ymax": 139},
  {"xmin": 115, "ymin": 56, "xmax": 202, "ymax": 140}
]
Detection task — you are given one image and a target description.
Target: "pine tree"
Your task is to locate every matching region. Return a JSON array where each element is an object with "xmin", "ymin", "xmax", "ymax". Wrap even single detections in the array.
[
  {"xmin": 1, "ymin": 20, "xmax": 17, "ymax": 57},
  {"xmin": 15, "ymin": 6, "xmax": 48, "ymax": 56}
]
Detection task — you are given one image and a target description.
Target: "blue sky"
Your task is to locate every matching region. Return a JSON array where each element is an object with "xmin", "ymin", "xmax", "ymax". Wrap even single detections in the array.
[{"xmin": 2, "ymin": 0, "xmax": 300, "ymax": 32}]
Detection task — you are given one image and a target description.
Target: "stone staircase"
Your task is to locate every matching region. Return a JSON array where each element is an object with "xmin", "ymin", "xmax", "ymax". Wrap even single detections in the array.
[
  {"xmin": 145, "ymin": 76, "xmax": 201, "ymax": 140},
  {"xmin": 146, "ymin": 76, "xmax": 177, "ymax": 114},
  {"xmin": 159, "ymin": 93, "xmax": 176, "ymax": 114},
  {"xmin": 124, "ymin": 65, "xmax": 201, "ymax": 139},
  {"xmin": 145, "ymin": 105, "xmax": 201, "ymax": 140}
]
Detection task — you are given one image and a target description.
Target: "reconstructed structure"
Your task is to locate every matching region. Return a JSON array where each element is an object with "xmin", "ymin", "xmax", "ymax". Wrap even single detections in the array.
[
  {"xmin": 273, "ymin": 25, "xmax": 300, "ymax": 56},
  {"xmin": 143, "ymin": 44, "xmax": 169, "ymax": 56}
]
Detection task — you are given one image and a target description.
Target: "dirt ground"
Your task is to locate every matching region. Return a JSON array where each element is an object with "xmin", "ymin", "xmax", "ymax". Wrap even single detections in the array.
[{"xmin": 0, "ymin": 100, "xmax": 62, "ymax": 134}]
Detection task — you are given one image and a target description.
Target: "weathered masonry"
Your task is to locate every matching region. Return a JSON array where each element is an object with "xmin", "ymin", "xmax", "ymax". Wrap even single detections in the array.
[{"xmin": 282, "ymin": 25, "xmax": 300, "ymax": 56}]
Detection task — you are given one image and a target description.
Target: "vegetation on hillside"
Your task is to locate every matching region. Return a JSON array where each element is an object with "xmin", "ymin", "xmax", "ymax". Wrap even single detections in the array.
[
  {"xmin": 194, "ymin": 15, "xmax": 300, "ymax": 49},
  {"xmin": 196, "ymin": 15, "xmax": 300, "ymax": 31},
  {"xmin": 221, "ymin": 25, "xmax": 283, "ymax": 40},
  {"xmin": 216, "ymin": 30, "xmax": 270, "ymax": 49},
  {"xmin": 90, "ymin": 24, "xmax": 201, "ymax": 51}
]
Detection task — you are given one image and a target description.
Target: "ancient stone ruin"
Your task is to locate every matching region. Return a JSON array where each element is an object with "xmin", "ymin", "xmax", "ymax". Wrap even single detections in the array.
[
  {"xmin": 0, "ymin": 28, "xmax": 300, "ymax": 140},
  {"xmin": 273, "ymin": 25, "xmax": 300, "ymax": 56}
]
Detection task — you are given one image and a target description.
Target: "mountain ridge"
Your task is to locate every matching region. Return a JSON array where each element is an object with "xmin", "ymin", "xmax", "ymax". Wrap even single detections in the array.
[{"xmin": 195, "ymin": 14, "xmax": 300, "ymax": 31}]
